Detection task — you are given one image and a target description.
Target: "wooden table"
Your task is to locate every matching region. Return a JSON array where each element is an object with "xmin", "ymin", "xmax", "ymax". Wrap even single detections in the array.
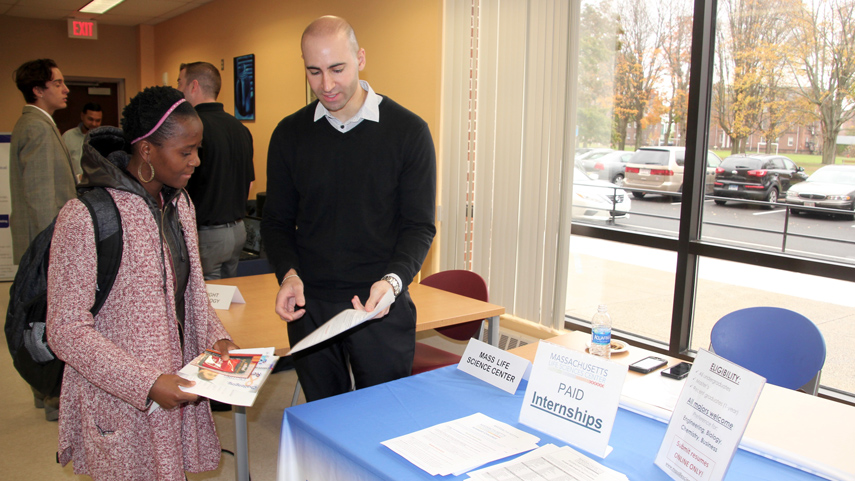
[
  {"xmin": 206, "ymin": 273, "xmax": 506, "ymax": 481},
  {"xmin": 511, "ymin": 331, "xmax": 855, "ymax": 480},
  {"xmin": 208, "ymin": 273, "xmax": 506, "ymax": 353}
]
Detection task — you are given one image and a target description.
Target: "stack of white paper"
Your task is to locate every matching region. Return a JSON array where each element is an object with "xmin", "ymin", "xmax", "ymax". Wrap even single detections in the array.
[
  {"xmin": 382, "ymin": 412, "xmax": 540, "ymax": 476},
  {"xmin": 467, "ymin": 444, "xmax": 629, "ymax": 481}
]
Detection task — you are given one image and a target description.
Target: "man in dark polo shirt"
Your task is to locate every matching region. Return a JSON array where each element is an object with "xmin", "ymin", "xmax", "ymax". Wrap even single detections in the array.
[{"xmin": 178, "ymin": 61, "xmax": 254, "ymax": 279}]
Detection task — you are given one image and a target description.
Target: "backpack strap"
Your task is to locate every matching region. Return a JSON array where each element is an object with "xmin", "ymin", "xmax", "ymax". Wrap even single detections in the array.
[{"xmin": 78, "ymin": 188, "xmax": 123, "ymax": 316}]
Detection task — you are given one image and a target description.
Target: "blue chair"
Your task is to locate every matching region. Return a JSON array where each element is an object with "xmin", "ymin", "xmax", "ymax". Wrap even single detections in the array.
[
  {"xmin": 412, "ymin": 270, "xmax": 489, "ymax": 375},
  {"xmin": 710, "ymin": 307, "xmax": 826, "ymax": 395}
]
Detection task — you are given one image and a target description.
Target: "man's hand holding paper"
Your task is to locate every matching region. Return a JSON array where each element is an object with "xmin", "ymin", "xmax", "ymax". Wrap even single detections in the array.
[
  {"xmin": 289, "ymin": 288, "xmax": 396, "ymax": 355},
  {"xmin": 352, "ymin": 278, "xmax": 396, "ymax": 318}
]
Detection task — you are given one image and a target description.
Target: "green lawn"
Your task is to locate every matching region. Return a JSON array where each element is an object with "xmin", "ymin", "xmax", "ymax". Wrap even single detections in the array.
[{"xmin": 713, "ymin": 150, "xmax": 855, "ymax": 176}]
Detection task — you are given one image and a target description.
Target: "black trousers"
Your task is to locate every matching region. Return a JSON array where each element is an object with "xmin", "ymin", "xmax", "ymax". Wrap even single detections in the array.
[{"xmin": 286, "ymin": 291, "xmax": 416, "ymax": 402}]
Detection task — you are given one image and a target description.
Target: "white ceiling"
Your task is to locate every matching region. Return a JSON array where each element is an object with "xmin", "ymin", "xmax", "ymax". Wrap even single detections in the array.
[{"xmin": 0, "ymin": 0, "xmax": 214, "ymax": 26}]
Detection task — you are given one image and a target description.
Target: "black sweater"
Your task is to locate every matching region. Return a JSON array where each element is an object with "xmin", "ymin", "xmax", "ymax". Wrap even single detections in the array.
[{"xmin": 261, "ymin": 97, "xmax": 436, "ymax": 302}]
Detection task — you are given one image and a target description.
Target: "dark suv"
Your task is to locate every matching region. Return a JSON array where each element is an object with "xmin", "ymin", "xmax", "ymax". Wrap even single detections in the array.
[{"xmin": 713, "ymin": 154, "xmax": 807, "ymax": 207}]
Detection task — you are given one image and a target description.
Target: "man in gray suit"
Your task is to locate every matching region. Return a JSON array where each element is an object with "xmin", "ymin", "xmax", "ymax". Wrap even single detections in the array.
[
  {"xmin": 10, "ymin": 59, "xmax": 77, "ymax": 266},
  {"xmin": 9, "ymin": 58, "xmax": 76, "ymax": 421}
]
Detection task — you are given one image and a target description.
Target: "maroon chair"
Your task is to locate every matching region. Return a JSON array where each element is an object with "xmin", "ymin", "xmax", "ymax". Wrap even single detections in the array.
[{"xmin": 411, "ymin": 270, "xmax": 489, "ymax": 375}]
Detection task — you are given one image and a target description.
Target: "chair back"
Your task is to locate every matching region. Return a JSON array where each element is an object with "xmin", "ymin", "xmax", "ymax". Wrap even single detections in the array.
[
  {"xmin": 710, "ymin": 307, "xmax": 826, "ymax": 393},
  {"xmin": 420, "ymin": 270, "xmax": 489, "ymax": 341}
]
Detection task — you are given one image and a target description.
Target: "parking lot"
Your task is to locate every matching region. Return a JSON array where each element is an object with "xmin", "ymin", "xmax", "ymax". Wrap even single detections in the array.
[{"xmin": 567, "ymin": 198, "xmax": 855, "ymax": 396}]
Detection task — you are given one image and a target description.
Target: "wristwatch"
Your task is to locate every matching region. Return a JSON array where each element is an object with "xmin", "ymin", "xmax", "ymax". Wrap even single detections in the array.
[{"xmin": 382, "ymin": 275, "xmax": 401, "ymax": 297}]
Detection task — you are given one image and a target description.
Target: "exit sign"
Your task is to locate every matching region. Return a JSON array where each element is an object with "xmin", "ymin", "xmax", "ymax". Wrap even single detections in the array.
[{"xmin": 68, "ymin": 18, "xmax": 98, "ymax": 40}]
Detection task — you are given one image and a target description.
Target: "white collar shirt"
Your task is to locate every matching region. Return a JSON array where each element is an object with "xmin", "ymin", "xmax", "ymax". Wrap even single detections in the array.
[
  {"xmin": 313, "ymin": 80, "xmax": 382, "ymax": 133},
  {"xmin": 25, "ymin": 104, "xmax": 57, "ymax": 125}
]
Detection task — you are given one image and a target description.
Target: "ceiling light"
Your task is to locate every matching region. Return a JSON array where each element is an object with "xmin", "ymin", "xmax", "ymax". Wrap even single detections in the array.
[{"xmin": 79, "ymin": 0, "xmax": 125, "ymax": 15}]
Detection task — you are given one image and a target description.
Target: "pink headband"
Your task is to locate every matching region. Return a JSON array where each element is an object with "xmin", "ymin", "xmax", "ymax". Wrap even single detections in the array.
[{"xmin": 130, "ymin": 98, "xmax": 187, "ymax": 145}]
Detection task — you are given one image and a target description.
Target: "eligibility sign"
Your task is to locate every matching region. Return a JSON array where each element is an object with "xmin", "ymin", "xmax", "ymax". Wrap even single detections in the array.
[
  {"xmin": 519, "ymin": 340, "xmax": 627, "ymax": 458},
  {"xmin": 655, "ymin": 349, "xmax": 765, "ymax": 481}
]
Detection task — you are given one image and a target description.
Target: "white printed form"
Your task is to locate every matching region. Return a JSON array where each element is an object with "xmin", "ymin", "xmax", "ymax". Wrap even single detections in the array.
[
  {"xmin": 288, "ymin": 289, "xmax": 394, "ymax": 354},
  {"xmin": 467, "ymin": 444, "xmax": 629, "ymax": 481},
  {"xmin": 381, "ymin": 412, "xmax": 540, "ymax": 476}
]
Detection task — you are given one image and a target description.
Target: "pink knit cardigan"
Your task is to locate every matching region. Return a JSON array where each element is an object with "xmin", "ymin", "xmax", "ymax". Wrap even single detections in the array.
[{"xmin": 47, "ymin": 188, "xmax": 230, "ymax": 480}]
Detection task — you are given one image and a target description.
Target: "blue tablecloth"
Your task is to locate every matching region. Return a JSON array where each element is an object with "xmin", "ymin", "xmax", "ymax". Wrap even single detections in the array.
[{"xmin": 277, "ymin": 366, "xmax": 826, "ymax": 480}]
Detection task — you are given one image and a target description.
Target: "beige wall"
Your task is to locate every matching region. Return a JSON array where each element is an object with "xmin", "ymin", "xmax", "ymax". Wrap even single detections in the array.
[
  {"xmin": 0, "ymin": 16, "xmax": 140, "ymax": 132},
  {"xmin": 152, "ymin": 0, "xmax": 442, "ymax": 198},
  {"xmin": 0, "ymin": 0, "xmax": 443, "ymax": 274}
]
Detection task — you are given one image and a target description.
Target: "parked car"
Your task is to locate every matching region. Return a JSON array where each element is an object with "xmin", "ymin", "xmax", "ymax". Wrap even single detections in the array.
[
  {"xmin": 785, "ymin": 165, "xmax": 855, "ymax": 219},
  {"xmin": 712, "ymin": 154, "xmax": 807, "ymax": 207},
  {"xmin": 572, "ymin": 162, "xmax": 631, "ymax": 221},
  {"xmin": 623, "ymin": 146, "xmax": 722, "ymax": 199},
  {"xmin": 579, "ymin": 150, "xmax": 634, "ymax": 186},
  {"xmin": 575, "ymin": 148, "xmax": 614, "ymax": 162}
]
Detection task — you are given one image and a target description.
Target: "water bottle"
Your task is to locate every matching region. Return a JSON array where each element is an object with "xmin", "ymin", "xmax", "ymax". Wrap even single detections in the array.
[{"xmin": 590, "ymin": 304, "xmax": 612, "ymax": 359}]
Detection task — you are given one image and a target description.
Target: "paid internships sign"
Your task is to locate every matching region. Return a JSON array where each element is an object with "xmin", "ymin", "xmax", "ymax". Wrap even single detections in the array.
[
  {"xmin": 519, "ymin": 341, "xmax": 627, "ymax": 458},
  {"xmin": 655, "ymin": 349, "xmax": 765, "ymax": 481},
  {"xmin": 458, "ymin": 338, "xmax": 530, "ymax": 394}
]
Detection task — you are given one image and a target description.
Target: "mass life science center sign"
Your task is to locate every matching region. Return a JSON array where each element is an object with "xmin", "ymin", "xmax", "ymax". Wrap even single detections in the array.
[
  {"xmin": 458, "ymin": 338, "xmax": 530, "ymax": 394},
  {"xmin": 519, "ymin": 341, "xmax": 628, "ymax": 458}
]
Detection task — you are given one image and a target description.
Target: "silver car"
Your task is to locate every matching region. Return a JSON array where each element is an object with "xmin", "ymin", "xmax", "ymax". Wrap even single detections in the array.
[
  {"xmin": 785, "ymin": 165, "xmax": 855, "ymax": 219},
  {"xmin": 579, "ymin": 150, "xmax": 634, "ymax": 186}
]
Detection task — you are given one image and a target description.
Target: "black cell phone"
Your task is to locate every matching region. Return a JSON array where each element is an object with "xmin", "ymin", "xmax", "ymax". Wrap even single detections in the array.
[
  {"xmin": 661, "ymin": 362, "xmax": 692, "ymax": 380},
  {"xmin": 628, "ymin": 356, "xmax": 668, "ymax": 374}
]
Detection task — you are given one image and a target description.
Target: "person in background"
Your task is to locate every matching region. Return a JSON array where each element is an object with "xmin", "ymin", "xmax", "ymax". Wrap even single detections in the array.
[
  {"xmin": 178, "ymin": 61, "xmax": 254, "ymax": 280},
  {"xmin": 46, "ymin": 86, "xmax": 238, "ymax": 480},
  {"xmin": 10, "ymin": 58, "xmax": 76, "ymax": 265},
  {"xmin": 9, "ymin": 58, "xmax": 76, "ymax": 421},
  {"xmin": 62, "ymin": 102, "xmax": 103, "ymax": 178},
  {"xmin": 261, "ymin": 16, "xmax": 436, "ymax": 402}
]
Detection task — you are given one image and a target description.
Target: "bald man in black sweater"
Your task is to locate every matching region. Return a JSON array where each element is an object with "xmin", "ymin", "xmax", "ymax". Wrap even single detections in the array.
[{"xmin": 261, "ymin": 16, "xmax": 436, "ymax": 402}]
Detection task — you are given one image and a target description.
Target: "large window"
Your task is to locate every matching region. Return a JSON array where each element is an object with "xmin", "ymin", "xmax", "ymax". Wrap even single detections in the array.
[
  {"xmin": 441, "ymin": 0, "xmax": 855, "ymax": 400},
  {"xmin": 568, "ymin": 0, "xmax": 855, "ymax": 401}
]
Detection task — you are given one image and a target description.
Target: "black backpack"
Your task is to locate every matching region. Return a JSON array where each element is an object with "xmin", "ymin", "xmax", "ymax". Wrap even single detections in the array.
[{"xmin": 5, "ymin": 187, "xmax": 123, "ymax": 397}]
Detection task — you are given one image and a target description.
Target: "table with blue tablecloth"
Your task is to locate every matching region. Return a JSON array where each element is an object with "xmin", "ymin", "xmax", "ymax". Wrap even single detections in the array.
[{"xmin": 277, "ymin": 365, "xmax": 830, "ymax": 481}]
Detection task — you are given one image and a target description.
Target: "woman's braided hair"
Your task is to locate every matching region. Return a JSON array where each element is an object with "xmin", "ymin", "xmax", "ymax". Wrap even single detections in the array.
[{"xmin": 121, "ymin": 86, "xmax": 198, "ymax": 148}]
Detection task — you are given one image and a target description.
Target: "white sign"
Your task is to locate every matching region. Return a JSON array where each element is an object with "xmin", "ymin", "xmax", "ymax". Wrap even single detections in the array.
[
  {"xmin": 0, "ymin": 134, "xmax": 15, "ymax": 281},
  {"xmin": 457, "ymin": 338, "xmax": 530, "ymax": 394},
  {"xmin": 519, "ymin": 340, "xmax": 628, "ymax": 458},
  {"xmin": 655, "ymin": 349, "xmax": 765, "ymax": 481},
  {"xmin": 206, "ymin": 284, "xmax": 246, "ymax": 310}
]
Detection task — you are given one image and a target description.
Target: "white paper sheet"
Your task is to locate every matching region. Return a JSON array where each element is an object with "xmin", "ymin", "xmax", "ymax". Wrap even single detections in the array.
[
  {"xmin": 382, "ymin": 412, "xmax": 540, "ymax": 476},
  {"xmin": 288, "ymin": 289, "xmax": 395, "ymax": 354},
  {"xmin": 467, "ymin": 444, "xmax": 629, "ymax": 481},
  {"xmin": 622, "ymin": 371, "xmax": 685, "ymax": 413}
]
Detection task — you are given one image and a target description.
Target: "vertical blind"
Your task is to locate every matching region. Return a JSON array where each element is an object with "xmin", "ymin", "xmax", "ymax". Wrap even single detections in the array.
[{"xmin": 440, "ymin": 0, "xmax": 577, "ymax": 328}]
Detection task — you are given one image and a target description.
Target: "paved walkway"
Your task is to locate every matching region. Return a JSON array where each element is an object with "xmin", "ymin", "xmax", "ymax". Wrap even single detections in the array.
[{"xmin": 566, "ymin": 236, "xmax": 855, "ymax": 394}]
